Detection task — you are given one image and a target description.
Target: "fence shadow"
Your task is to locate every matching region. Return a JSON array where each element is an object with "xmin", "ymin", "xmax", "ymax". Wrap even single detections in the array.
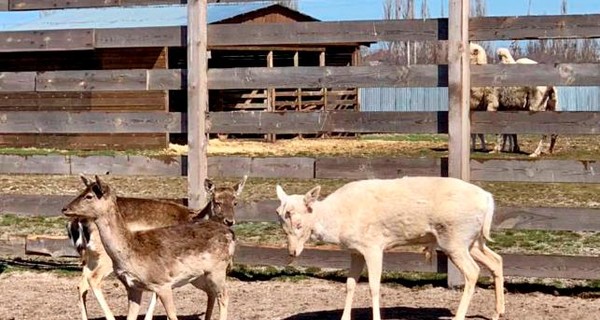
[{"xmin": 281, "ymin": 306, "xmax": 491, "ymax": 320}]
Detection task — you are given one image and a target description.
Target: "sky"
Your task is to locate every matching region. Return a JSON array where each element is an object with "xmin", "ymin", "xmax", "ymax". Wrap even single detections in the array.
[{"xmin": 0, "ymin": 0, "xmax": 599, "ymax": 29}]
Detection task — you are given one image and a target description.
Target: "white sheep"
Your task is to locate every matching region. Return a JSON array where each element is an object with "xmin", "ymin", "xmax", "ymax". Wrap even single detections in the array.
[
  {"xmin": 495, "ymin": 48, "xmax": 558, "ymax": 157},
  {"xmin": 275, "ymin": 177, "xmax": 504, "ymax": 320},
  {"xmin": 469, "ymin": 43, "xmax": 499, "ymax": 152}
]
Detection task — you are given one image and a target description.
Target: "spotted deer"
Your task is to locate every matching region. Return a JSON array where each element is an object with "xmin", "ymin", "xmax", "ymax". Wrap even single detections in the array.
[
  {"xmin": 275, "ymin": 177, "xmax": 504, "ymax": 320},
  {"xmin": 66, "ymin": 175, "xmax": 245, "ymax": 320},
  {"xmin": 64, "ymin": 176, "xmax": 236, "ymax": 320}
]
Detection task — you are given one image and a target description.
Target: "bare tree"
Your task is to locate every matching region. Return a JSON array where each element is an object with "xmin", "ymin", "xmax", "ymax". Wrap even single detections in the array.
[{"xmin": 273, "ymin": 0, "xmax": 297, "ymax": 10}]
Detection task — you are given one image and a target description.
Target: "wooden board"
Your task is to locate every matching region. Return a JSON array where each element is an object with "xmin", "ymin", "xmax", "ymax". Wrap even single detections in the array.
[
  {"xmin": 494, "ymin": 207, "xmax": 600, "ymax": 232},
  {"xmin": 208, "ymin": 65, "xmax": 447, "ymax": 90},
  {"xmin": 471, "ymin": 159, "xmax": 600, "ymax": 184},
  {"xmin": 5, "ymin": 194, "xmax": 600, "ymax": 232},
  {"xmin": 209, "ymin": 111, "xmax": 447, "ymax": 134},
  {"xmin": 0, "ymin": 111, "xmax": 183, "ymax": 133},
  {"xmin": 472, "ymin": 63, "xmax": 600, "ymax": 87},
  {"xmin": 208, "ymin": 156, "xmax": 314, "ymax": 179},
  {"xmin": 95, "ymin": 27, "xmax": 183, "ymax": 48},
  {"xmin": 0, "ymin": 154, "xmax": 70, "ymax": 174},
  {"xmin": 315, "ymin": 157, "xmax": 443, "ymax": 179},
  {"xmin": 471, "ymin": 111, "xmax": 600, "ymax": 134},
  {"xmin": 0, "ymin": 72, "xmax": 35, "ymax": 91},
  {"xmin": 20, "ymin": 236, "xmax": 600, "ymax": 280},
  {"xmin": 71, "ymin": 155, "xmax": 184, "ymax": 176},
  {"xmin": 0, "ymin": 30, "xmax": 94, "ymax": 52}
]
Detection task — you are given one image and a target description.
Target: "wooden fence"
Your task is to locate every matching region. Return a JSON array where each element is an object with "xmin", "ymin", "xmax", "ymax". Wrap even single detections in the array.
[{"xmin": 1, "ymin": 0, "xmax": 600, "ymax": 282}]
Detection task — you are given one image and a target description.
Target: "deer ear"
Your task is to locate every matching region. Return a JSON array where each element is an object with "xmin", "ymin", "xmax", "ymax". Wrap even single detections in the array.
[
  {"xmin": 234, "ymin": 175, "xmax": 247, "ymax": 197},
  {"xmin": 80, "ymin": 174, "xmax": 91, "ymax": 187},
  {"xmin": 93, "ymin": 175, "xmax": 110, "ymax": 198},
  {"xmin": 276, "ymin": 185, "xmax": 287, "ymax": 202},
  {"xmin": 304, "ymin": 186, "xmax": 321, "ymax": 208},
  {"xmin": 204, "ymin": 179, "xmax": 215, "ymax": 193}
]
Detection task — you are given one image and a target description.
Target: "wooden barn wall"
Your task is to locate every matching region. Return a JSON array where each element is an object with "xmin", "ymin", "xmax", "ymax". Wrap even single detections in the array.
[{"xmin": 0, "ymin": 47, "xmax": 168, "ymax": 150}]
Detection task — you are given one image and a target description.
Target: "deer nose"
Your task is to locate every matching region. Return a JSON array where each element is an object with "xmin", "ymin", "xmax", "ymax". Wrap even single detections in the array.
[{"xmin": 224, "ymin": 218, "xmax": 235, "ymax": 226}]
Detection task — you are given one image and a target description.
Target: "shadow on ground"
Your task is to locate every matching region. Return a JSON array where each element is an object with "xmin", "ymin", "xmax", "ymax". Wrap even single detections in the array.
[
  {"xmin": 281, "ymin": 306, "xmax": 492, "ymax": 320},
  {"xmin": 94, "ymin": 315, "xmax": 204, "ymax": 320}
]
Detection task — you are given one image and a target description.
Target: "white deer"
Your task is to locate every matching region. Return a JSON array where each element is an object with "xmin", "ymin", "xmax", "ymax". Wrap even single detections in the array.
[{"xmin": 275, "ymin": 177, "xmax": 504, "ymax": 320}]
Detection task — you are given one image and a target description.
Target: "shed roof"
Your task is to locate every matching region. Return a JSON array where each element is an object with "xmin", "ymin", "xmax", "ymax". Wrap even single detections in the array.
[{"xmin": 1, "ymin": 3, "xmax": 318, "ymax": 31}]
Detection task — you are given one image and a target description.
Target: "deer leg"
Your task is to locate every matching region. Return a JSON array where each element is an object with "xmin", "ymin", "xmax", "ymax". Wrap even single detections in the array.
[
  {"xmin": 530, "ymin": 135, "xmax": 548, "ymax": 157},
  {"xmin": 341, "ymin": 252, "xmax": 365, "ymax": 320},
  {"xmin": 470, "ymin": 243, "xmax": 505, "ymax": 320},
  {"xmin": 216, "ymin": 286, "xmax": 229, "ymax": 320},
  {"xmin": 490, "ymin": 134, "xmax": 503, "ymax": 154},
  {"xmin": 126, "ymin": 287, "xmax": 144, "ymax": 320},
  {"xmin": 446, "ymin": 248, "xmax": 480, "ymax": 320},
  {"xmin": 77, "ymin": 269, "xmax": 91, "ymax": 320},
  {"xmin": 143, "ymin": 292, "xmax": 158, "ymax": 320},
  {"xmin": 87, "ymin": 262, "xmax": 116, "ymax": 320},
  {"xmin": 478, "ymin": 134, "xmax": 488, "ymax": 152},
  {"xmin": 549, "ymin": 134, "xmax": 558, "ymax": 154},
  {"xmin": 156, "ymin": 287, "xmax": 179, "ymax": 320},
  {"xmin": 363, "ymin": 249, "xmax": 384, "ymax": 320}
]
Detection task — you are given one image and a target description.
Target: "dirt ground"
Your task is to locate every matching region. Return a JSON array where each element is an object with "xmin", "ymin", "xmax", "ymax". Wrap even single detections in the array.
[{"xmin": 0, "ymin": 271, "xmax": 598, "ymax": 320}]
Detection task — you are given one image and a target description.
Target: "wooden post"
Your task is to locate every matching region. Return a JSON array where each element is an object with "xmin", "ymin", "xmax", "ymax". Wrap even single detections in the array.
[
  {"xmin": 266, "ymin": 50, "xmax": 275, "ymax": 142},
  {"xmin": 447, "ymin": 0, "xmax": 471, "ymax": 288},
  {"xmin": 187, "ymin": 0, "xmax": 209, "ymax": 210}
]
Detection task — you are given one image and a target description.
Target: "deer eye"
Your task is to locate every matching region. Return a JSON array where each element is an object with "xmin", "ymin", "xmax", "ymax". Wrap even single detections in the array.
[{"xmin": 85, "ymin": 194, "xmax": 94, "ymax": 200}]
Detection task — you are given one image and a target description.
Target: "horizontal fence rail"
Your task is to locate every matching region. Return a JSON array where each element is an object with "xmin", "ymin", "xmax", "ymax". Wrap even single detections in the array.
[
  {"xmin": 0, "ymin": 155, "xmax": 597, "ymax": 183},
  {"xmin": 0, "ymin": 111, "xmax": 598, "ymax": 135},
  {"xmin": 2, "ymin": 15, "xmax": 600, "ymax": 51},
  {"xmin": 2, "ymin": 65, "xmax": 599, "ymax": 92},
  {"xmin": 4, "ymin": 196, "xmax": 600, "ymax": 232}
]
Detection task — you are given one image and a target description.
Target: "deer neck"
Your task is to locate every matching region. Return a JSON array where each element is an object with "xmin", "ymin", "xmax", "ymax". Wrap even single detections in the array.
[
  {"xmin": 93, "ymin": 205, "xmax": 137, "ymax": 269},
  {"xmin": 310, "ymin": 199, "xmax": 341, "ymax": 244}
]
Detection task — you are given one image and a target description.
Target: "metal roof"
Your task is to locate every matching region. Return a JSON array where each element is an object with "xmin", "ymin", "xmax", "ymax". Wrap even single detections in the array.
[{"xmin": 1, "ymin": 3, "xmax": 314, "ymax": 31}]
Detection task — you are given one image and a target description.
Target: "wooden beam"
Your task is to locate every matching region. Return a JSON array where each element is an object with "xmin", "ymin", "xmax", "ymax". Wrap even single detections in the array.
[
  {"xmin": 208, "ymin": 65, "xmax": 447, "ymax": 89},
  {"xmin": 95, "ymin": 27, "xmax": 184, "ymax": 48},
  {"xmin": 315, "ymin": 157, "xmax": 443, "ymax": 179},
  {"xmin": 20, "ymin": 236, "xmax": 600, "ymax": 280},
  {"xmin": 471, "ymin": 159, "xmax": 600, "ymax": 183},
  {"xmin": 186, "ymin": 0, "xmax": 209, "ymax": 210},
  {"xmin": 208, "ymin": 111, "xmax": 448, "ymax": 134},
  {"xmin": 1, "ymin": 64, "xmax": 600, "ymax": 92},
  {"xmin": 471, "ymin": 111, "xmax": 600, "ymax": 134},
  {"xmin": 472, "ymin": 63, "xmax": 600, "ymax": 87},
  {"xmin": 0, "ymin": 111, "xmax": 184, "ymax": 133},
  {"xmin": 0, "ymin": 29, "xmax": 94, "ymax": 52},
  {"xmin": 446, "ymin": 0, "xmax": 470, "ymax": 288}
]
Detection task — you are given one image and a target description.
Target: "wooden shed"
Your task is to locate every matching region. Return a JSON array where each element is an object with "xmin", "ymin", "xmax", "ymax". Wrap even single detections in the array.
[{"xmin": 0, "ymin": 4, "xmax": 366, "ymax": 149}]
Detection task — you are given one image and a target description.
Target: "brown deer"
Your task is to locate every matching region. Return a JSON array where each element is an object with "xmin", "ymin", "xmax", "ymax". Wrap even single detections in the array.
[
  {"xmin": 276, "ymin": 177, "xmax": 504, "ymax": 320},
  {"xmin": 63, "ymin": 176, "xmax": 235, "ymax": 320},
  {"xmin": 66, "ymin": 175, "xmax": 245, "ymax": 320}
]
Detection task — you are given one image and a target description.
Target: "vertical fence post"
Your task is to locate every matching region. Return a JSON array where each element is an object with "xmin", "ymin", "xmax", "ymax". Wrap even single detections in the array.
[
  {"xmin": 447, "ymin": 0, "xmax": 471, "ymax": 288},
  {"xmin": 187, "ymin": 0, "xmax": 209, "ymax": 210}
]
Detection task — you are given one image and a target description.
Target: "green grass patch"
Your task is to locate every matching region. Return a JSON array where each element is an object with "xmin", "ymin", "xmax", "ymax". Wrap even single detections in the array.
[{"xmin": 0, "ymin": 214, "xmax": 68, "ymax": 237}]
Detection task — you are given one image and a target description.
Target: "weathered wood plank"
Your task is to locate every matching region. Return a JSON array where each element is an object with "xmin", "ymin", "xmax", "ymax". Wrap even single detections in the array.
[
  {"xmin": 209, "ymin": 65, "xmax": 447, "ymax": 90},
  {"xmin": 208, "ymin": 157, "xmax": 315, "ymax": 179},
  {"xmin": 71, "ymin": 155, "xmax": 184, "ymax": 176},
  {"xmin": 21, "ymin": 236, "xmax": 600, "ymax": 280},
  {"xmin": 472, "ymin": 63, "xmax": 600, "ymax": 87},
  {"xmin": 95, "ymin": 27, "xmax": 184, "ymax": 48},
  {"xmin": 494, "ymin": 207, "xmax": 600, "ymax": 232},
  {"xmin": 0, "ymin": 29, "xmax": 94, "ymax": 51},
  {"xmin": 1, "ymin": 64, "xmax": 599, "ymax": 91},
  {"xmin": 0, "ymin": 195, "xmax": 73, "ymax": 217},
  {"xmin": 0, "ymin": 111, "xmax": 184, "ymax": 133},
  {"xmin": 0, "ymin": 155, "xmax": 70, "ymax": 174},
  {"xmin": 471, "ymin": 111, "xmax": 600, "ymax": 134},
  {"xmin": 471, "ymin": 159, "xmax": 600, "ymax": 183},
  {"xmin": 0, "ymin": 72, "xmax": 35, "ymax": 91},
  {"xmin": 315, "ymin": 157, "xmax": 443, "ymax": 179},
  {"xmin": 209, "ymin": 19, "xmax": 448, "ymax": 47},
  {"xmin": 37, "ymin": 69, "xmax": 147, "ymax": 91},
  {"xmin": 470, "ymin": 14, "xmax": 600, "ymax": 41},
  {"xmin": 502, "ymin": 254, "xmax": 600, "ymax": 280},
  {"xmin": 9, "ymin": 0, "xmax": 118, "ymax": 10},
  {"xmin": 209, "ymin": 111, "xmax": 447, "ymax": 134},
  {"xmin": 5, "ymin": 194, "xmax": 600, "ymax": 232},
  {"xmin": 0, "ymin": 0, "xmax": 8, "ymax": 10}
]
